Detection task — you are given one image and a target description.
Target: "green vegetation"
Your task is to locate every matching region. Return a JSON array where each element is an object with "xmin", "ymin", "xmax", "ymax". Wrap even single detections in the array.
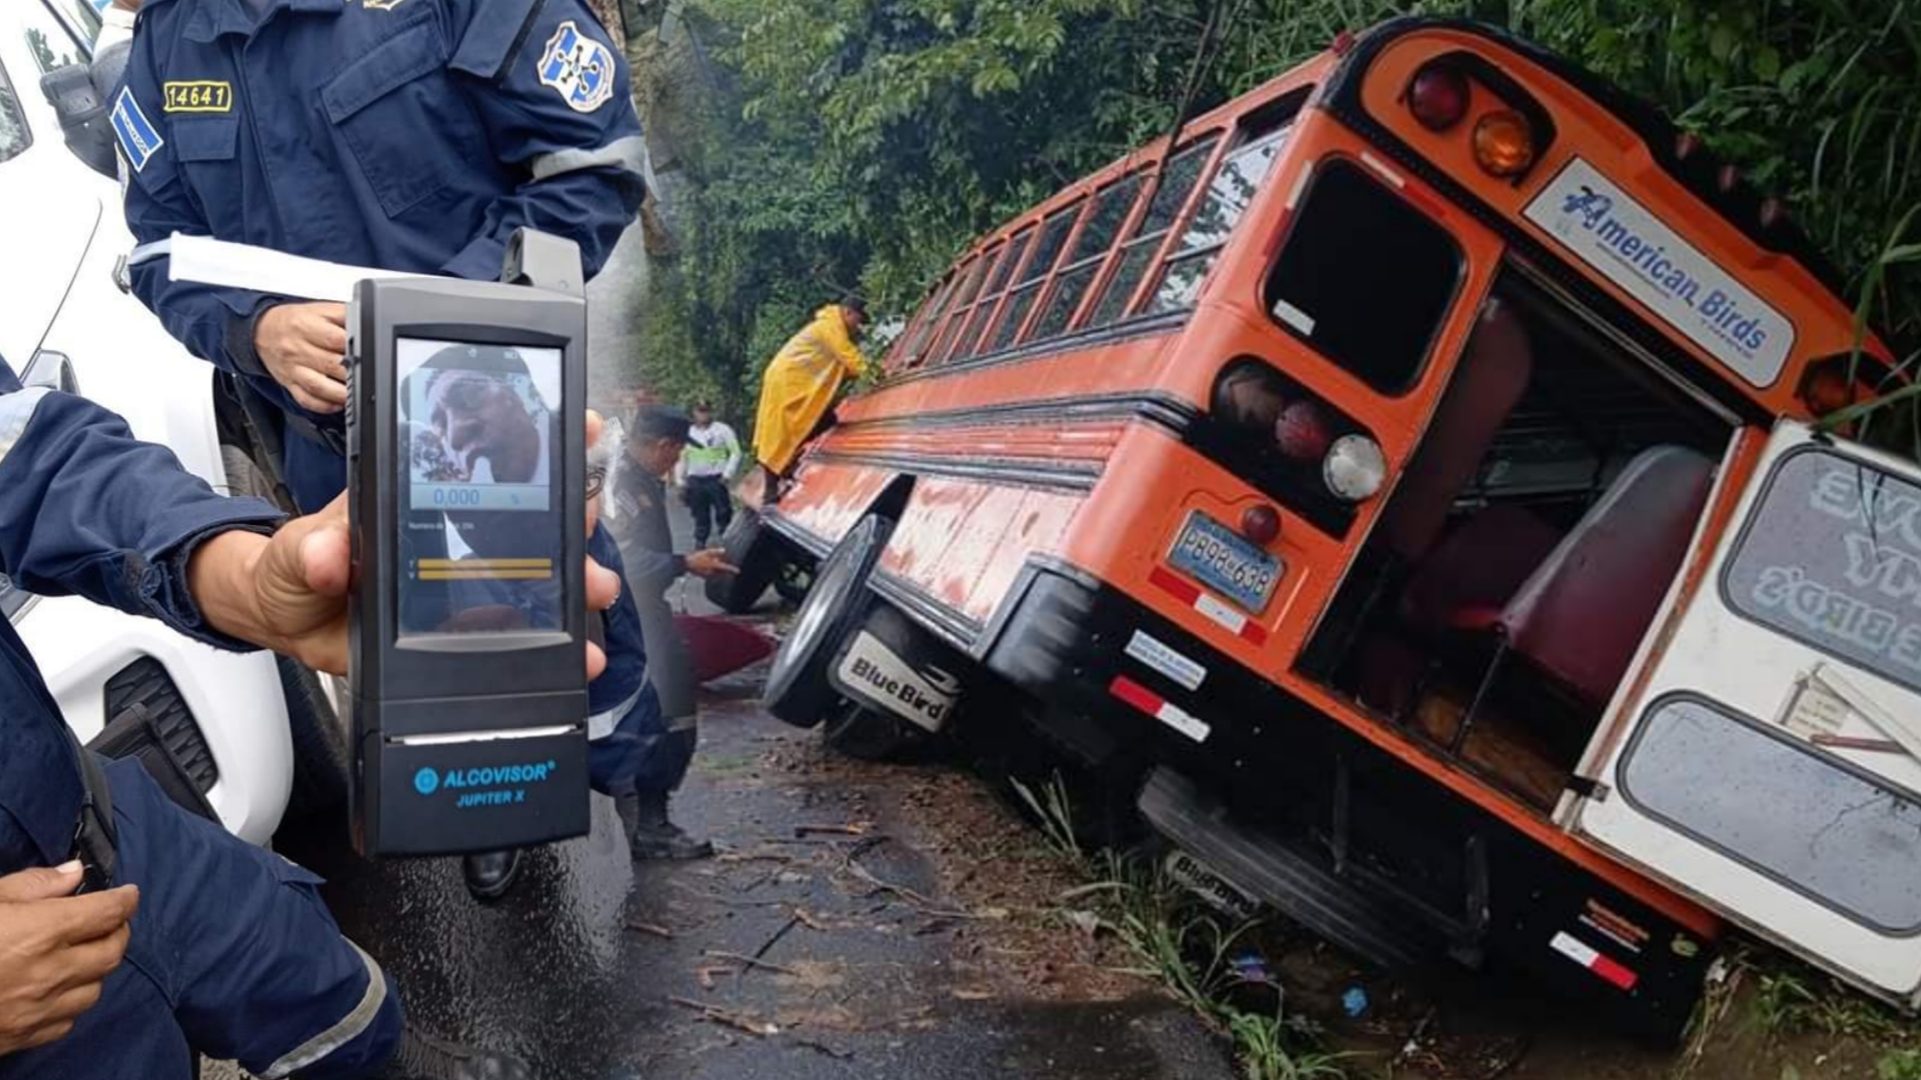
[
  {"xmin": 626, "ymin": 0, "xmax": 1921, "ymax": 427},
  {"xmin": 1012, "ymin": 775, "xmax": 1356, "ymax": 1080},
  {"xmin": 1751, "ymin": 957, "xmax": 1921, "ymax": 1045}
]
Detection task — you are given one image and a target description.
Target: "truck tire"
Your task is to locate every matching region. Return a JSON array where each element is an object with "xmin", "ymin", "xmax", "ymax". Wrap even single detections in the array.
[
  {"xmin": 277, "ymin": 656, "xmax": 350, "ymax": 820},
  {"xmin": 706, "ymin": 509, "xmax": 782, "ymax": 614},
  {"xmin": 763, "ymin": 514, "xmax": 890, "ymax": 727}
]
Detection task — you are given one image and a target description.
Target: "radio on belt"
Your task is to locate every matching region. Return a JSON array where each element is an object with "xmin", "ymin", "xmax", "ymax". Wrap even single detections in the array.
[{"xmin": 345, "ymin": 229, "xmax": 591, "ymax": 858}]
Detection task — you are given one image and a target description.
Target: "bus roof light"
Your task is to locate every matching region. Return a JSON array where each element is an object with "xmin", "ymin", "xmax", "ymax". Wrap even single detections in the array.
[
  {"xmin": 1759, "ymin": 196, "xmax": 1789, "ymax": 229},
  {"xmin": 1407, "ymin": 62, "xmax": 1470, "ymax": 131},
  {"xmin": 1716, "ymin": 164, "xmax": 1741, "ymax": 193},
  {"xmin": 1472, "ymin": 110, "xmax": 1535, "ymax": 177},
  {"xmin": 1675, "ymin": 132, "xmax": 1702, "ymax": 160}
]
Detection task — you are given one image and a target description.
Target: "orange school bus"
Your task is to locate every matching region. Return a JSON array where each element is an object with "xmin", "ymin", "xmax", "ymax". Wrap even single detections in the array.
[{"xmin": 742, "ymin": 17, "xmax": 1921, "ymax": 1034}]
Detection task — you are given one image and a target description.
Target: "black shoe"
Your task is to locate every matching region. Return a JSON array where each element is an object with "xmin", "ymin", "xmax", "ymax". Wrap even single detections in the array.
[
  {"xmin": 617, "ymin": 791, "xmax": 713, "ymax": 861},
  {"xmin": 630, "ymin": 821, "xmax": 714, "ymax": 861},
  {"xmin": 462, "ymin": 848, "xmax": 521, "ymax": 900},
  {"xmin": 376, "ymin": 1026, "xmax": 532, "ymax": 1080}
]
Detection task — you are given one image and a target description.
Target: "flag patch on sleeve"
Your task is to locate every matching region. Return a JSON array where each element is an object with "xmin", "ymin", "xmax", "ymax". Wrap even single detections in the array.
[{"xmin": 111, "ymin": 87, "xmax": 165, "ymax": 173}]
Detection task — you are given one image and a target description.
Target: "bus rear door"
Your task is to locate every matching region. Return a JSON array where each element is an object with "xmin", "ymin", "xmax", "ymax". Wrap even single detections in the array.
[{"xmin": 1565, "ymin": 420, "xmax": 1921, "ymax": 1008}]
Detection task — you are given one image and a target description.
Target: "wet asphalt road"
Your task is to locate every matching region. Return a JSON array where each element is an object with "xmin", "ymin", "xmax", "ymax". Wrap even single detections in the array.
[
  {"xmin": 282, "ymin": 671, "xmax": 1234, "ymax": 1080},
  {"xmin": 278, "ymin": 499, "xmax": 1234, "ymax": 1080}
]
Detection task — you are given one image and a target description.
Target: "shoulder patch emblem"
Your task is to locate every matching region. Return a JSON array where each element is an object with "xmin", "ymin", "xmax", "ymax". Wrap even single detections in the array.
[
  {"xmin": 110, "ymin": 87, "xmax": 164, "ymax": 173},
  {"xmin": 163, "ymin": 81, "xmax": 232, "ymax": 113},
  {"xmin": 536, "ymin": 20, "xmax": 616, "ymax": 114}
]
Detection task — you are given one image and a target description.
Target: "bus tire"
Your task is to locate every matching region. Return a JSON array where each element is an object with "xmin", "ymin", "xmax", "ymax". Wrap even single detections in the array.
[
  {"xmin": 822, "ymin": 701, "xmax": 934, "ymax": 762},
  {"xmin": 762, "ymin": 514, "xmax": 891, "ymax": 728},
  {"xmin": 706, "ymin": 509, "xmax": 782, "ymax": 614}
]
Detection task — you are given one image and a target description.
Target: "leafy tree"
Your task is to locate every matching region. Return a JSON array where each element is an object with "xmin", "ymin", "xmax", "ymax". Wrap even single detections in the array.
[{"xmin": 631, "ymin": 0, "xmax": 1921, "ymax": 439}]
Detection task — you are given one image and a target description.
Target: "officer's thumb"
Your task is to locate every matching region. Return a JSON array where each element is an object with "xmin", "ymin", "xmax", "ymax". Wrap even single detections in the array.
[
  {"xmin": 282, "ymin": 493, "xmax": 352, "ymax": 600},
  {"xmin": 0, "ymin": 861, "xmax": 84, "ymax": 902}
]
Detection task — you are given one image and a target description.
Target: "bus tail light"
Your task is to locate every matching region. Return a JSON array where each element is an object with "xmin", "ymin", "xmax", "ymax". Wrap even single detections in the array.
[
  {"xmin": 1797, "ymin": 356, "xmax": 1897, "ymax": 418},
  {"xmin": 1800, "ymin": 365, "xmax": 1854, "ymax": 415},
  {"xmin": 1324, "ymin": 435, "xmax": 1387, "ymax": 502},
  {"xmin": 1274, "ymin": 400, "xmax": 1333, "ymax": 460},
  {"xmin": 1406, "ymin": 62, "xmax": 1469, "ymax": 131},
  {"xmin": 1472, "ymin": 110, "xmax": 1535, "ymax": 177},
  {"xmin": 1241, "ymin": 505, "xmax": 1282, "ymax": 545}
]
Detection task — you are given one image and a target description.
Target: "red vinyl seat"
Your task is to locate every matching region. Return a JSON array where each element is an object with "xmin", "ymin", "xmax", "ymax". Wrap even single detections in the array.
[{"xmin": 1460, "ymin": 444, "xmax": 1716, "ymax": 707}]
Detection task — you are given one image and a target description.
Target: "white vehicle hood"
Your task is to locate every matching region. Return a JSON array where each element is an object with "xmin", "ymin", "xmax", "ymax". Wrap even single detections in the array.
[{"xmin": 0, "ymin": 160, "xmax": 99, "ymax": 370}]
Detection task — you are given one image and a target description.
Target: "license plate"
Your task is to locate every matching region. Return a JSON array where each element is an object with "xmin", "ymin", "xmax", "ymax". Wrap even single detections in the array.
[{"xmin": 1167, "ymin": 512, "xmax": 1281, "ymax": 613}]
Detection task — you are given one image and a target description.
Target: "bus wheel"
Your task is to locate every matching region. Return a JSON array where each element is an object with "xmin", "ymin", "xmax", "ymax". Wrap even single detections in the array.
[
  {"xmin": 762, "ymin": 514, "xmax": 891, "ymax": 727},
  {"xmin": 705, "ymin": 509, "xmax": 784, "ymax": 614},
  {"xmin": 822, "ymin": 701, "xmax": 935, "ymax": 762}
]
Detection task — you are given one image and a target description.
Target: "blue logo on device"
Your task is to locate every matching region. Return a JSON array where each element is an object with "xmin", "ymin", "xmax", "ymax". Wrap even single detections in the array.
[{"xmin": 413, "ymin": 767, "xmax": 440, "ymax": 795}]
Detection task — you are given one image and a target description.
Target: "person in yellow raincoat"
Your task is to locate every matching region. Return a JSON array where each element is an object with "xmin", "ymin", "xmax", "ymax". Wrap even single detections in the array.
[{"xmin": 751, "ymin": 300, "xmax": 868, "ymax": 492}]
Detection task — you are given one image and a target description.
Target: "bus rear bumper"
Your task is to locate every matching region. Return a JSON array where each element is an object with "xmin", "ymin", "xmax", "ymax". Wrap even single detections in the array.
[{"xmin": 978, "ymin": 558, "xmax": 1713, "ymax": 1041}]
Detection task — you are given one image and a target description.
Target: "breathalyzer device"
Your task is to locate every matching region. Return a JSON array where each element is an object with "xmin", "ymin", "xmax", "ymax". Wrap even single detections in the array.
[{"xmin": 345, "ymin": 230, "xmax": 591, "ymax": 858}]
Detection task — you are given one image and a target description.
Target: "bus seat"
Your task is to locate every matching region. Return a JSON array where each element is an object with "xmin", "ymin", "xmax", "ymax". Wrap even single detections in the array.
[
  {"xmin": 1399, "ymin": 503, "xmax": 1563, "ymax": 637},
  {"xmin": 1472, "ymin": 444, "xmax": 1715, "ymax": 706},
  {"xmin": 1378, "ymin": 299, "xmax": 1534, "ymax": 561}
]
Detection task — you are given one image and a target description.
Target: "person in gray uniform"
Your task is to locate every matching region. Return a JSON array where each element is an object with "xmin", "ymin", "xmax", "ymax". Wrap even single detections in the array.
[{"xmin": 605, "ymin": 405, "xmax": 734, "ymax": 858}]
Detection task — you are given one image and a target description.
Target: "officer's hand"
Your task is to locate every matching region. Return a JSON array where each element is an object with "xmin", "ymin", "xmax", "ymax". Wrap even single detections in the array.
[
  {"xmin": 256, "ymin": 302, "xmax": 349, "ymax": 415},
  {"xmin": 191, "ymin": 415, "xmax": 622, "ymax": 678},
  {"xmin": 0, "ymin": 863, "xmax": 138, "ymax": 1056},
  {"xmin": 684, "ymin": 549, "xmax": 739, "ymax": 579}
]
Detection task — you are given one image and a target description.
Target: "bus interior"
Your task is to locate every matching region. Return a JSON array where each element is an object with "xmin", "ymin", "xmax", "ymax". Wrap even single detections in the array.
[{"xmin": 1301, "ymin": 268, "xmax": 1735, "ymax": 813}]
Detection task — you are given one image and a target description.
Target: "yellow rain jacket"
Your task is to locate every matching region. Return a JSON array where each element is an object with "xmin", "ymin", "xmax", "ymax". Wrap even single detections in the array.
[{"xmin": 752, "ymin": 305, "xmax": 867, "ymax": 475}]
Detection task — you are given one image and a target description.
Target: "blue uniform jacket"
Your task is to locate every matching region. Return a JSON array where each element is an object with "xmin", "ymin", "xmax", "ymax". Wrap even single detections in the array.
[
  {"xmin": 117, "ymin": 0, "xmax": 646, "ymax": 434},
  {"xmin": 0, "ymin": 364, "xmax": 282, "ymax": 873}
]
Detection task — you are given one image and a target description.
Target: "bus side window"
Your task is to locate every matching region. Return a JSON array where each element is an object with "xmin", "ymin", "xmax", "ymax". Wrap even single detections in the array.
[
  {"xmin": 950, "ymin": 227, "xmax": 1033, "ymax": 361},
  {"xmin": 931, "ymin": 245, "xmax": 1005, "ymax": 366},
  {"xmin": 1030, "ymin": 170, "xmax": 1147, "ymax": 341},
  {"xmin": 1146, "ymin": 125, "xmax": 1291, "ymax": 315},
  {"xmin": 1086, "ymin": 135, "xmax": 1221, "ymax": 328},
  {"xmin": 983, "ymin": 200, "xmax": 1084, "ymax": 354},
  {"xmin": 894, "ymin": 268, "xmax": 963, "ymax": 371},
  {"xmin": 1263, "ymin": 160, "xmax": 1463, "ymax": 394},
  {"xmin": 925, "ymin": 257, "xmax": 989, "ymax": 366}
]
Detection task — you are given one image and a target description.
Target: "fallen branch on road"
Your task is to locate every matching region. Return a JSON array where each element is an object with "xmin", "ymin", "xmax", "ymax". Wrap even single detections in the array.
[
  {"xmin": 704, "ymin": 949, "xmax": 801, "ymax": 977},
  {"xmin": 667, "ymin": 996, "xmax": 779, "ymax": 1038}
]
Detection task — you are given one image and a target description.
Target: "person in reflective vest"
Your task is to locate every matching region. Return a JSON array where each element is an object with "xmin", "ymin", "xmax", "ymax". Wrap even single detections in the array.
[{"xmin": 672, "ymin": 401, "xmax": 740, "ymax": 547}]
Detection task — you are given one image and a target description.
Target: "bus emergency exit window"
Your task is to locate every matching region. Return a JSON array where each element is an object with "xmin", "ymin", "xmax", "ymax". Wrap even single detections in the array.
[{"xmin": 1264, "ymin": 160, "xmax": 1463, "ymax": 395}]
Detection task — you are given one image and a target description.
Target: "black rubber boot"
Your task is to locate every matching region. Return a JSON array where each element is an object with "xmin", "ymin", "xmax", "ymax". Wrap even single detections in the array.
[
  {"xmin": 462, "ymin": 848, "xmax": 522, "ymax": 900},
  {"xmin": 374, "ymin": 1026, "xmax": 533, "ymax": 1080},
  {"xmin": 617, "ymin": 790, "xmax": 712, "ymax": 861}
]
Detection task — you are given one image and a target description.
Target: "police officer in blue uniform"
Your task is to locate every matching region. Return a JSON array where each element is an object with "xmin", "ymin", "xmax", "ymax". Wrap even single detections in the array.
[
  {"xmin": 117, "ymin": 0, "xmax": 656, "ymax": 899},
  {"xmin": 0, "ymin": 358, "xmax": 626, "ymax": 1078}
]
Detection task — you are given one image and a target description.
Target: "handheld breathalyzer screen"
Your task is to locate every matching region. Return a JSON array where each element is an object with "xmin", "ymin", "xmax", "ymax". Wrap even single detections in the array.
[
  {"xmin": 348, "ymin": 260, "xmax": 590, "ymax": 860},
  {"xmin": 395, "ymin": 340, "xmax": 563, "ymax": 638}
]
